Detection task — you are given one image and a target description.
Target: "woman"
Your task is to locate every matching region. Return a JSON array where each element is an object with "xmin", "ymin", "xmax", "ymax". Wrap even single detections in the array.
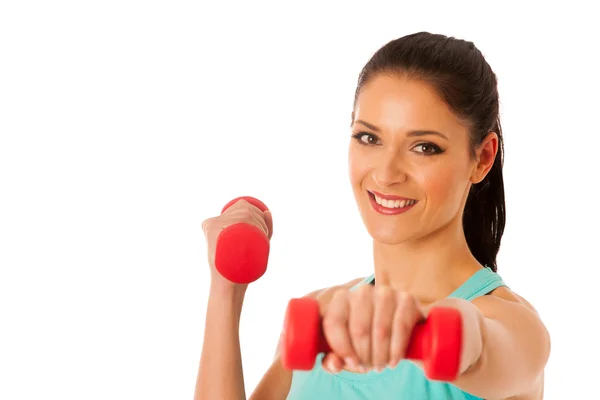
[{"xmin": 195, "ymin": 32, "xmax": 550, "ymax": 400}]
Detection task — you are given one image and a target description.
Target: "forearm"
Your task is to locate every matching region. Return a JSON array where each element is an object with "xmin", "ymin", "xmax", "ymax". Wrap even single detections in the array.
[
  {"xmin": 451, "ymin": 298, "xmax": 549, "ymax": 399},
  {"xmin": 194, "ymin": 286, "xmax": 247, "ymax": 400}
]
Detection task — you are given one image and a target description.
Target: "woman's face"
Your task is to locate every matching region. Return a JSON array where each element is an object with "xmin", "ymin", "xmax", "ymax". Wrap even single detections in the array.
[{"xmin": 349, "ymin": 74, "xmax": 487, "ymax": 245}]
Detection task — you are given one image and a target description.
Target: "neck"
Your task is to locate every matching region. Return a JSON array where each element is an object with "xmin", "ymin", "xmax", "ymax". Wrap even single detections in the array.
[{"xmin": 372, "ymin": 218, "xmax": 483, "ymax": 304}]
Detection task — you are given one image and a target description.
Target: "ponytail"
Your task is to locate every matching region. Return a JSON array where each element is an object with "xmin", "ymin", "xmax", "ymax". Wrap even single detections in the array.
[{"xmin": 463, "ymin": 119, "xmax": 506, "ymax": 272}]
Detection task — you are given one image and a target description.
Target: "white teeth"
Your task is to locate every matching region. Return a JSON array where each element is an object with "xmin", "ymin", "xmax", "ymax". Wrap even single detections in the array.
[{"xmin": 373, "ymin": 194, "xmax": 416, "ymax": 209}]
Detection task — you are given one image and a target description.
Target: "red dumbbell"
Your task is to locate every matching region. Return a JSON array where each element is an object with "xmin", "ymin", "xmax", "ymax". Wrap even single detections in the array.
[
  {"xmin": 214, "ymin": 196, "xmax": 270, "ymax": 284},
  {"xmin": 280, "ymin": 297, "xmax": 463, "ymax": 381}
]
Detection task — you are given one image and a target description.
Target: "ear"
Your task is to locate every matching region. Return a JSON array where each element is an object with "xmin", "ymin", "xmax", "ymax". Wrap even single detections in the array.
[{"xmin": 471, "ymin": 132, "xmax": 498, "ymax": 184}]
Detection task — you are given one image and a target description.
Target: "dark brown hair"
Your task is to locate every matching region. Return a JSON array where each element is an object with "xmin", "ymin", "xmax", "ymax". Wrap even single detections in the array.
[{"xmin": 354, "ymin": 32, "xmax": 505, "ymax": 272}]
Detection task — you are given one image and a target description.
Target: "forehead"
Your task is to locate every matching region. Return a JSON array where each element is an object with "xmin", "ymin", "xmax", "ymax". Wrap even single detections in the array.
[{"xmin": 354, "ymin": 74, "xmax": 467, "ymax": 135}]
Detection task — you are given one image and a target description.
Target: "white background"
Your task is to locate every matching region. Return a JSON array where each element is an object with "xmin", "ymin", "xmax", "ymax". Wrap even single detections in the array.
[{"xmin": 1, "ymin": 1, "xmax": 599, "ymax": 399}]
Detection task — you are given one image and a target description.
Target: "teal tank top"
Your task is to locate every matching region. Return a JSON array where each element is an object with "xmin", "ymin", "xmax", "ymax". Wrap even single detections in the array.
[{"xmin": 286, "ymin": 266, "xmax": 507, "ymax": 400}]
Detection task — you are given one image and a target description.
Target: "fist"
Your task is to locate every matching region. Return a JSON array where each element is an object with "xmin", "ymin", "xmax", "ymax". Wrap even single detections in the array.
[
  {"xmin": 321, "ymin": 284, "xmax": 426, "ymax": 373},
  {"xmin": 201, "ymin": 199, "xmax": 273, "ymax": 287}
]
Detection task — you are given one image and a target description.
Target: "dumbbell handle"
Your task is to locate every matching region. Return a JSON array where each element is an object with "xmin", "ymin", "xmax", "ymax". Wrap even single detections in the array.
[{"xmin": 281, "ymin": 298, "xmax": 462, "ymax": 381}]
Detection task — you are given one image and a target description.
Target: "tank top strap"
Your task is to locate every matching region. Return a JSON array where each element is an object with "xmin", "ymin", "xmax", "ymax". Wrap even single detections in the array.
[
  {"xmin": 349, "ymin": 274, "xmax": 375, "ymax": 291},
  {"xmin": 448, "ymin": 266, "xmax": 508, "ymax": 301}
]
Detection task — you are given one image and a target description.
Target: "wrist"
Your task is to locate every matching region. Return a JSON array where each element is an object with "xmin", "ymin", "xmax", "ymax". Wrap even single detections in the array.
[
  {"xmin": 428, "ymin": 298, "xmax": 484, "ymax": 377},
  {"xmin": 458, "ymin": 302, "xmax": 485, "ymax": 377},
  {"xmin": 209, "ymin": 280, "xmax": 247, "ymax": 308},
  {"xmin": 462, "ymin": 307, "xmax": 486, "ymax": 375}
]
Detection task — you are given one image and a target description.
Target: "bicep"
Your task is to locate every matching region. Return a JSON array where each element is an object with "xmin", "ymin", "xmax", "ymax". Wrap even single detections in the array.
[{"xmin": 249, "ymin": 357, "xmax": 292, "ymax": 400}]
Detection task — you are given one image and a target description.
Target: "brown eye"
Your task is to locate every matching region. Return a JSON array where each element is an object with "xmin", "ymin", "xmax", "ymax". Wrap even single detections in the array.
[
  {"xmin": 361, "ymin": 134, "xmax": 374, "ymax": 144},
  {"xmin": 352, "ymin": 132, "xmax": 380, "ymax": 145},
  {"xmin": 413, "ymin": 143, "xmax": 443, "ymax": 155},
  {"xmin": 419, "ymin": 144, "xmax": 433, "ymax": 153}
]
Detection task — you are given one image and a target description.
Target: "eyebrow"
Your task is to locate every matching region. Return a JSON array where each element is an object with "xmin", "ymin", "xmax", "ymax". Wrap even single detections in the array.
[{"xmin": 354, "ymin": 119, "xmax": 449, "ymax": 141}]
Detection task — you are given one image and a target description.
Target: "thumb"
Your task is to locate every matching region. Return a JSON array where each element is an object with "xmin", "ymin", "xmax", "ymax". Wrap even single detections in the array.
[{"xmin": 264, "ymin": 210, "xmax": 274, "ymax": 240}]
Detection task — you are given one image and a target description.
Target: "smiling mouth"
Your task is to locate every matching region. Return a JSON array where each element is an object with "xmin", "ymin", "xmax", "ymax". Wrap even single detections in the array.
[
  {"xmin": 367, "ymin": 190, "xmax": 418, "ymax": 214},
  {"xmin": 368, "ymin": 191, "xmax": 417, "ymax": 208}
]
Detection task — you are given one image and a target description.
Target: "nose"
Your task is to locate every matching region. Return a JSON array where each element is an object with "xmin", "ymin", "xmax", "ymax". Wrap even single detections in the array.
[{"xmin": 372, "ymin": 150, "xmax": 408, "ymax": 188}]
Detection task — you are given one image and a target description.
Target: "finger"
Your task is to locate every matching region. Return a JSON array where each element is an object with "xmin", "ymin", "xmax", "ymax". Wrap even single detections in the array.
[
  {"xmin": 322, "ymin": 353, "xmax": 344, "ymax": 374},
  {"xmin": 322, "ymin": 289, "xmax": 359, "ymax": 368},
  {"xmin": 371, "ymin": 285, "xmax": 395, "ymax": 371},
  {"xmin": 224, "ymin": 200, "xmax": 270, "ymax": 238},
  {"xmin": 246, "ymin": 206, "xmax": 269, "ymax": 238},
  {"xmin": 389, "ymin": 292, "xmax": 423, "ymax": 368},
  {"xmin": 263, "ymin": 210, "xmax": 273, "ymax": 239},
  {"xmin": 348, "ymin": 285, "xmax": 373, "ymax": 370}
]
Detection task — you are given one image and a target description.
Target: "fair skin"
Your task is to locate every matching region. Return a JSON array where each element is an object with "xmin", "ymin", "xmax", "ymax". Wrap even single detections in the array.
[{"xmin": 194, "ymin": 74, "xmax": 550, "ymax": 400}]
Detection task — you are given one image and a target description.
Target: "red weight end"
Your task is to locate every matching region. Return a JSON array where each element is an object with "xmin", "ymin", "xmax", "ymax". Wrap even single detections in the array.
[
  {"xmin": 214, "ymin": 223, "xmax": 270, "ymax": 284},
  {"xmin": 281, "ymin": 298, "xmax": 322, "ymax": 371},
  {"xmin": 423, "ymin": 307, "xmax": 463, "ymax": 381},
  {"xmin": 222, "ymin": 196, "xmax": 269, "ymax": 214}
]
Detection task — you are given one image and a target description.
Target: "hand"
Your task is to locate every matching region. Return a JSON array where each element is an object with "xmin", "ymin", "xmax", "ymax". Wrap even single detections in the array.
[
  {"xmin": 201, "ymin": 199, "xmax": 273, "ymax": 292},
  {"xmin": 320, "ymin": 285, "xmax": 483, "ymax": 377}
]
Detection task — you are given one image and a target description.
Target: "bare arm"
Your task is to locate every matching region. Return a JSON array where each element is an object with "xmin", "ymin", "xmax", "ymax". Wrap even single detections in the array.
[
  {"xmin": 193, "ymin": 285, "xmax": 248, "ymax": 400},
  {"xmin": 443, "ymin": 288, "xmax": 550, "ymax": 399}
]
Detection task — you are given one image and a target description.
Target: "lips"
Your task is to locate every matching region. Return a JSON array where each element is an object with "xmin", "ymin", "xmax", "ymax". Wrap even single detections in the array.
[{"xmin": 368, "ymin": 190, "xmax": 418, "ymax": 215}]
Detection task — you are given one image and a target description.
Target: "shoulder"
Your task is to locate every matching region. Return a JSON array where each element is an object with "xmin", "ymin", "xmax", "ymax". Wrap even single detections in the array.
[
  {"xmin": 470, "ymin": 284, "xmax": 549, "ymax": 352},
  {"xmin": 473, "ymin": 285, "xmax": 540, "ymax": 316}
]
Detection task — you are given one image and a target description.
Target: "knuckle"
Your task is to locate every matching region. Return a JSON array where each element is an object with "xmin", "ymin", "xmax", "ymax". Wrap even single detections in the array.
[
  {"xmin": 353, "ymin": 285, "xmax": 373, "ymax": 302},
  {"xmin": 375, "ymin": 286, "xmax": 393, "ymax": 304},
  {"xmin": 395, "ymin": 291, "xmax": 415, "ymax": 308},
  {"xmin": 331, "ymin": 288, "xmax": 348, "ymax": 302},
  {"xmin": 335, "ymin": 286, "xmax": 350, "ymax": 295},
  {"xmin": 201, "ymin": 218, "xmax": 213, "ymax": 233},
  {"xmin": 360, "ymin": 283, "xmax": 374, "ymax": 294}
]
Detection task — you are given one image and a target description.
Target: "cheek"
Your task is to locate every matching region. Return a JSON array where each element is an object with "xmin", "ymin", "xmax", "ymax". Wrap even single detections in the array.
[
  {"xmin": 348, "ymin": 146, "xmax": 370, "ymax": 187},
  {"xmin": 415, "ymin": 160, "xmax": 469, "ymax": 210}
]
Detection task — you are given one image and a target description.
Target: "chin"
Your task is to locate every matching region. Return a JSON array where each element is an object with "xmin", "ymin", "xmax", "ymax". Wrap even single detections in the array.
[
  {"xmin": 354, "ymin": 191, "xmax": 424, "ymax": 245},
  {"xmin": 363, "ymin": 220, "xmax": 415, "ymax": 246}
]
